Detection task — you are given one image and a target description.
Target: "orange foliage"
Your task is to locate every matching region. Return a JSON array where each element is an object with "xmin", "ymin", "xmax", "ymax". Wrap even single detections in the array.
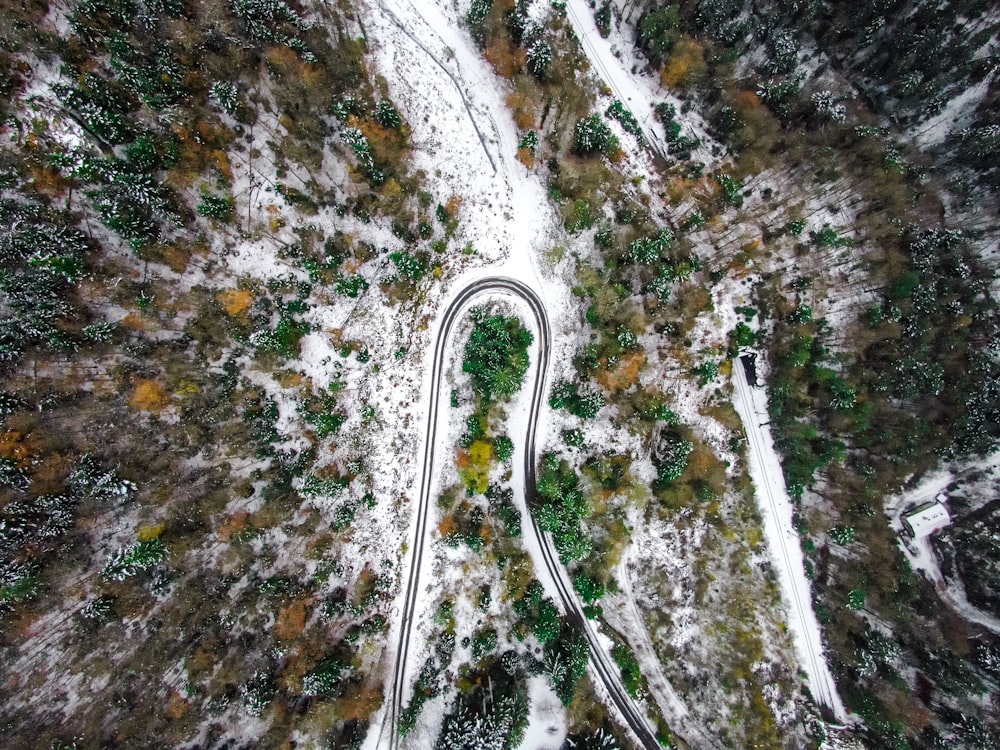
[
  {"xmin": 162, "ymin": 245, "xmax": 192, "ymax": 273},
  {"xmin": 355, "ymin": 116, "xmax": 402, "ymax": 154},
  {"xmin": 130, "ymin": 379, "xmax": 170, "ymax": 412},
  {"xmin": 265, "ymin": 45, "xmax": 299, "ymax": 71},
  {"xmin": 733, "ymin": 90, "xmax": 762, "ymax": 111},
  {"xmin": 660, "ymin": 36, "xmax": 706, "ymax": 90},
  {"xmin": 217, "ymin": 288, "xmax": 254, "ymax": 318},
  {"xmin": 686, "ymin": 445, "xmax": 720, "ymax": 479},
  {"xmin": 276, "ymin": 598, "xmax": 312, "ymax": 641},
  {"xmin": 444, "ymin": 195, "xmax": 463, "ymax": 217},
  {"xmin": 335, "ymin": 684, "xmax": 384, "ymax": 721},
  {"xmin": 165, "ymin": 691, "xmax": 190, "ymax": 720},
  {"xmin": 485, "ymin": 38, "xmax": 526, "ymax": 79},
  {"xmin": 28, "ymin": 164, "xmax": 70, "ymax": 196},
  {"xmin": 209, "ymin": 149, "xmax": 233, "ymax": 181},
  {"xmin": 0, "ymin": 429, "xmax": 43, "ymax": 467},
  {"xmin": 516, "ymin": 147, "xmax": 535, "ymax": 169},
  {"xmin": 596, "ymin": 352, "xmax": 645, "ymax": 392},
  {"xmin": 438, "ymin": 515, "xmax": 458, "ymax": 538},
  {"xmin": 217, "ymin": 510, "xmax": 250, "ymax": 541},
  {"xmin": 506, "ymin": 91, "xmax": 537, "ymax": 129},
  {"xmin": 120, "ymin": 312, "xmax": 154, "ymax": 331}
]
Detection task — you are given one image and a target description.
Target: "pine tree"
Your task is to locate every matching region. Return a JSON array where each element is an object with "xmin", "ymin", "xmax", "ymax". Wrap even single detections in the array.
[{"xmin": 100, "ymin": 539, "xmax": 166, "ymax": 581}]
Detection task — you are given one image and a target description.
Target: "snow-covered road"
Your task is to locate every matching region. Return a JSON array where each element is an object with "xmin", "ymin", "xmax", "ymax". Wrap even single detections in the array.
[{"xmin": 731, "ymin": 356, "xmax": 848, "ymax": 721}]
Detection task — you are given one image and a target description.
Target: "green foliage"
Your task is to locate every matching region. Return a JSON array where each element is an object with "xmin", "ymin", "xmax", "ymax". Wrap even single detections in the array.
[
  {"xmin": 493, "ymin": 434, "xmax": 514, "ymax": 464},
  {"xmin": 809, "ymin": 226, "xmax": 851, "ymax": 248},
  {"xmin": 466, "ymin": 0, "xmax": 494, "ymax": 45},
  {"xmin": 549, "ymin": 381, "xmax": 605, "ymax": 420},
  {"xmin": 197, "ymin": 190, "xmax": 234, "ymax": 221},
  {"xmin": 605, "ymin": 100, "xmax": 643, "ymax": 139},
  {"xmin": 335, "ymin": 274, "xmax": 369, "ymax": 298},
  {"xmin": 434, "ymin": 659, "xmax": 528, "ymax": 750},
  {"xmin": 693, "ymin": 360, "xmax": 720, "ymax": 385},
  {"xmin": 654, "ymin": 432, "xmax": 693, "ymax": 486},
  {"xmin": 298, "ymin": 384, "xmax": 345, "ymax": 439},
  {"xmin": 829, "ymin": 524, "xmax": 856, "ymax": 545},
  {"xmin": 715, "ymin": 173, "xmax": 744, "ymax": 206},
  {"xmin": 0, "ymin": 201, "xmax": 90, "ymax": 363},
  {"xmin": 302, "ymin": 654, "xmax": 351, "ymax": 696},
  {"xmin": 513, "ymin": 579, "xmax": 560, "ymax": 643},
  {"xmin": 626, "ymin": 229, "xmax": 673, "ymax": 264},
  {"xmin": 562, "ymin": 428, "xmax": 585, "ymax": 449},
  {"xmin": 544, "ymin": 621, "xmax": 589, "ymax": 705},
  {"xmin": 231, "ymin": 0, "xmax": 315, "ymax": 60},
  {"xmin": 374, "ymin": 100, "xmax": 402, "ymax": 129},
  {"xmin": 572, "ymin": 574, "xmax": 605, "ymax": 604},
  {"xmin": 472, "ymin": 626, "xmax": 498, "ymax": 660},
  {"xmin": 389, "ymin": 250, "xmax": 429, "ymax": 281},
  {"xmin": 101, "ymin": 539, "xmax": 166, "ymax": 581},
  {"xmin": 252, "ymin": 313, "xmax": 309, "ymax": 359},
  {"xmin": 519, "ymin": 129, "xmax": 538, "ymax": 152},
  {"xmin": 573, "ymin": 113, "xmax": 620, "ymax": 158},
  {"xmin": 487, "ymin": 484, "xmax": 521, "ymax": 537},
  {"xmin": 0, "ymin": 565, "xmax": 39, "ymax": 610},
  {"xmin": 534, "ymin": 454, "xmax": 591, "ymax": 565},
  {"xmin": 732, "ymin": 322, "xmax": 756, "ymax": 348},
  {"xmin": 565, "ymin": 199, "xmax": 596, "ymax": 233},
  {"xmin": 462, "ymin": 308, "xmax": 533, "ymax": 404},
  {"xmin": 594, "ymin": 2, "xmax": 611, "ymax": 37},
  {"xmin": 611, "ymin": 641, "xmax": 642, "ymax": 699},
  {"xmin": 638, "ymin": 5, "xmax": 681, "ymax": 65}
]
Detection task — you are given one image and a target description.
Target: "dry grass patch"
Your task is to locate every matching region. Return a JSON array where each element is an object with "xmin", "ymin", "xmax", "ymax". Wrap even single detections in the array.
[
  {"xmin": 596, "ymin": 352, "xmax": 645, "ymax": 392},
  {"xmin": 276, "ymin": 598, "xmax": 313, "ymax": 641}
]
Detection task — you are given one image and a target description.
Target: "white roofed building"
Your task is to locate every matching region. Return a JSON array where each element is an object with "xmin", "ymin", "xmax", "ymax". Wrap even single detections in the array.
[{"xmin": 902, "ymin": 501, "xmax": 952, "ymax": 538}]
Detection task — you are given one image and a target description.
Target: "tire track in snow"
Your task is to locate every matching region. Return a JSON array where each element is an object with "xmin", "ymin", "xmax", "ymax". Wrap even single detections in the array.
[
  {"xmin": 731, "ymin": 356, "xmax": 847, "ymax": 722},
  {"xmin": 375, "ymin": 0, "xmax": 497, "ymax": 174},
  {"xmin": 381, "ymin": 277, "xmax": 671, "ymax": 749}
]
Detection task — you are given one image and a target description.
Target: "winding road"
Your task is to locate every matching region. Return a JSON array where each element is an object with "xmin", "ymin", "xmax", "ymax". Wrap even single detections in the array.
[{"xmin": 381, "ymin": 277, "xmax": 666, "ymax": 750}]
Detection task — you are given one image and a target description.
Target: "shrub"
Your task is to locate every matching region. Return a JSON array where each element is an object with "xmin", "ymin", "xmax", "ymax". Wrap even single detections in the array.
[
  {"xmin": 463, "ymin": 308, "xmax": 533, "ymax": 403},
  {"xmin": 197, "ymin": 191, "xmax": 234, "ymax": 221},
  {"xmin": 573, "ymin": 113, "xmax": 619, "ymax": 158}
]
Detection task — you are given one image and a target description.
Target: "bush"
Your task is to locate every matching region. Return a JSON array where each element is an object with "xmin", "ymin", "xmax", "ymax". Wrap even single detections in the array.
[
  {"xmin": 463, "ymin": 308, "xmax": 533, "ymax": 403},
  {"xmin": 573, "ymin": 113, "xmax": 619, "ymax": 158},
  {"xmin": 197, "ymin": 190, "xmax": 234, "ymax": 221}
]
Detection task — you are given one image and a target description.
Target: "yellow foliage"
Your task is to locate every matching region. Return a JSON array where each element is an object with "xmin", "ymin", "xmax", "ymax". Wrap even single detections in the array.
[
  {"xmin": 138, "ymin": 522, "xmax": 165, "ymax": 541},
  {"xmin": 130, "ymin": 379, "xmax": 170, "ymax": 412},
  {"xmin": 381, "ymin": 177, "xmax": 404, "ymax": 200},
  {"xmin": 457, "ymin": 439, "xmax": 493, "ymax": 495},
  {"xmin": 217, "ymin": 288, "xmax": 254, "ymax": 317},
  {"xmin": 176, "ymin": 379, "xmax": 201, "ymax": 396}
]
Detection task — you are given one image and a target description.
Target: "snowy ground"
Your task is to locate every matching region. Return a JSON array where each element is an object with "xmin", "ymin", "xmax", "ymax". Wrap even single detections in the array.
[{"xmin": 885, "ymin": 460, "xmax": 1000, "ymax": 636}]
